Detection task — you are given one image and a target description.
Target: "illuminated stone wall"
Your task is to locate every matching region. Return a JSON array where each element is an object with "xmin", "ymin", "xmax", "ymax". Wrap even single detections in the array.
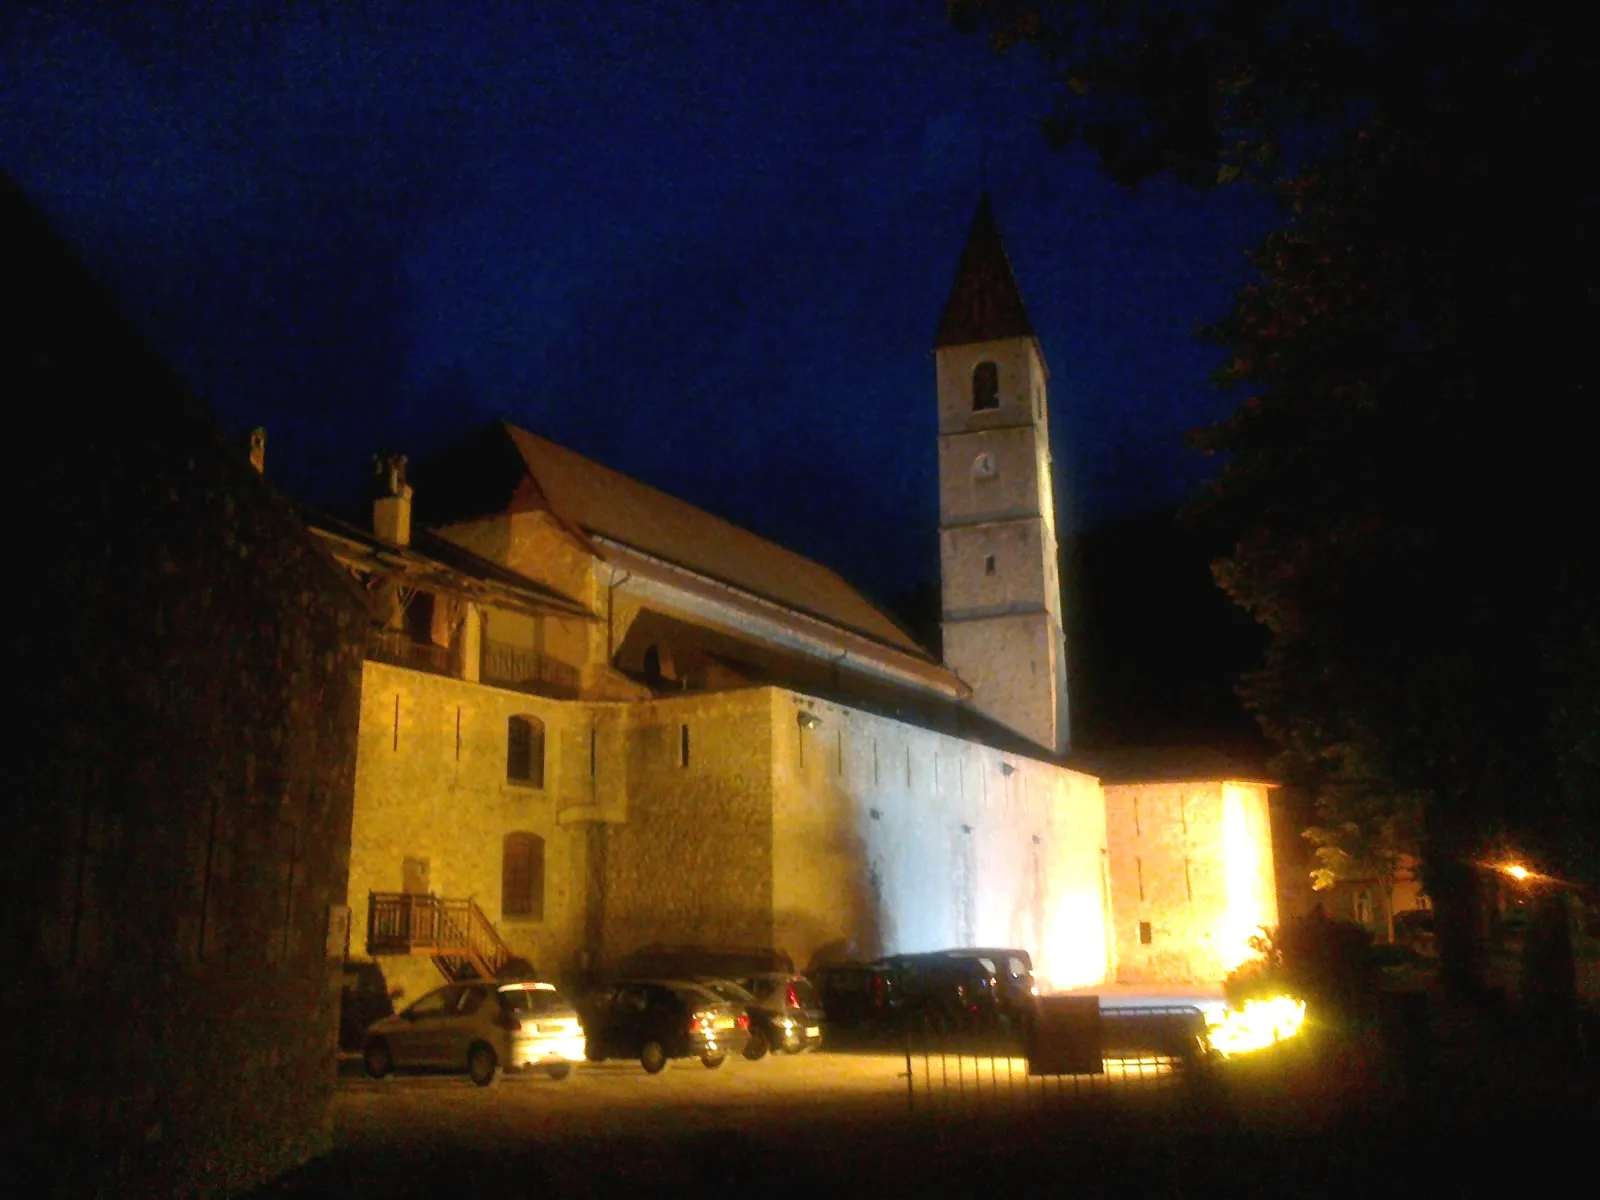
[
  {"xmin": 770, "ymin": 691, "xmax": 1110, "ymax": 990},
  {"xmin": 1104, "ymin": 780, "xmax": 1278, "ymax": 984},
  {"xmin": 591, "ymin": 689, "xmax": 777, "ymax": 964},
  {"xmin": 6, "ymin": 178, "xmax": 366, "ymax": 1195},
  {"xmin": 344, "ymin": 660, "xmax": 624, "ymax": 1000}
]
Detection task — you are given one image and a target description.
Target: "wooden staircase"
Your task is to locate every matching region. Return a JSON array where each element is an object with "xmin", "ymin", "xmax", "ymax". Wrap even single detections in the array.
[{"xmin": 366, "ymin": 892, "xmax": 516, "ymax": 982}]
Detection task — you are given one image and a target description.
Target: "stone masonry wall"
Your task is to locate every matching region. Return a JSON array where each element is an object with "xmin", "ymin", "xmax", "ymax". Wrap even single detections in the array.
[
  {"xmin": 5, "ymin": 177, "xmax": 366, "ymax": 1196},
  {"xmin": 344, "ymin": 662, "xmax": 629, "ymax": 1001},
  {"xmin": 1104, "ymin": 780, "xmax": 1278, "ymax": 984},
  {"xmin": 595, "ymin": 689, "xmax": 776, "ymax": 967},
  {"xmin": 770, "ymin": 690, "xmax": 1109, "ymax": 989}
]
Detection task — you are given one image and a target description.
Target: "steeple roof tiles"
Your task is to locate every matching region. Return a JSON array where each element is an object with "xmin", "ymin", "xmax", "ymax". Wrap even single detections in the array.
[{"xmin": 934, "ymin": 194, "xmax": 1036, "ymax": 350}]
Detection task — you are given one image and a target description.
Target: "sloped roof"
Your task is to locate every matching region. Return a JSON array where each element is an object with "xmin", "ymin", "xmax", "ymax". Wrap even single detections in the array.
[
  {"xmin": 1073, "ymin": 745, "xmax": 1277, "ymax": 786},
  {"xmin": 413, "ymin": 421, "xmax": 933, "ymax": 660},
  {"xmin": 934, "ymin": 194, "xmax": 1037, "ymax": 349},
  {"xmin": 302, "ymin": 506, "xmax": 593, "ymax": 621}
]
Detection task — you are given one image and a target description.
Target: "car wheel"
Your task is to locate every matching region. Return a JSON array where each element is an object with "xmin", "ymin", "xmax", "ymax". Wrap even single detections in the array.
[
  {"xmin": 701, "ymin": 1052, "xmax": 725, "ymax": 1070},
  {"xmin": 640, "ymin": 1041, "xmax": 668, "ymax": 1074},
  {"xmin": 742, "ymin": 1031, "xmax": 769, "ymax": 1061},
  {"xmin": 546, "ymin": 1062, "xmax": 572, "ymax": 1082},
  {"xmin": 467, "ymin": 1043, "xmax": 499, "ymax": 1088},
  {"xmin": 362, "ymin": 1039, "xmax": 392, "ymax": 1079}
]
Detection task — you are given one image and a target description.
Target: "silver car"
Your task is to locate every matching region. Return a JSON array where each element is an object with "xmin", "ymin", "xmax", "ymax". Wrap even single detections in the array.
[{"xmin": 362, "ymin": 979, "xmax": 586, "ymax": 1086}]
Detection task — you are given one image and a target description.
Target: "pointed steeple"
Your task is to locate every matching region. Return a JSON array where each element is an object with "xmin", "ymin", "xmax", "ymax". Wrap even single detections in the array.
[{"xmin": 934, "ymin": 194, "xmax": 1035, "ymax": 349}]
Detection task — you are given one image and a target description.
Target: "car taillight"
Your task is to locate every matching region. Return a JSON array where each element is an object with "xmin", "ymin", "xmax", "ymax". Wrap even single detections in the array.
[
  {"xmin": 737, "ymin": 1013, "xmax": 749, "ymax": 1031},
  {"xmin": 872, "ymin": 974, "xmax": 885, "ymax": 1009},
  {"xmin": 786, "ymin": 982, "xmax": 799, "ymax": 1009},
  {"xmin": 689, "ymin": 1009, "xmax": 715, "ymax": 1033}
]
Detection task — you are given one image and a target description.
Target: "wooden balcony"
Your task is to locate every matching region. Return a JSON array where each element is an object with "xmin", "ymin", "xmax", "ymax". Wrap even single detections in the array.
[
  {"xmin": 366, "ymin": 892, "xmax": 515, "ymax": 982},
  {"xmin": 481, "ymin": 638, "xmax": 580, "ymax": 699},
  {"xmin": 366, "ymin": 628, "xmax": 460, "ymax": 679}
]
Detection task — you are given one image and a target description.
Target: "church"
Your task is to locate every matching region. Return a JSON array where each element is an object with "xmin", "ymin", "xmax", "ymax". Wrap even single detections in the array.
[{"xmin": 314, "ymin": 198, "xmax": 1279, "ymax": 1001}]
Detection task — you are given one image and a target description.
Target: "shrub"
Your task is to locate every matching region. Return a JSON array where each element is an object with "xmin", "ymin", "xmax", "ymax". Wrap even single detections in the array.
[{"xmin": 1226, "ymin": 910, "xmax": 1376, "ymax": 1018}]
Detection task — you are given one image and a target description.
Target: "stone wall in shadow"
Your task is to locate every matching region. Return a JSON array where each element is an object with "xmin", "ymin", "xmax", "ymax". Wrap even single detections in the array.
[{"xmin": 1, "ymin": 175, "xmax": 366, "ymax": 1195}]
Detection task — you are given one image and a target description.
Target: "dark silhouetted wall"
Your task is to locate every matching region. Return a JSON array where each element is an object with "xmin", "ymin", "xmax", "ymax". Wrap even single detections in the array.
[{"xmin": 1, "ymin": 176, "xmax": 365, "ymax": 1195}]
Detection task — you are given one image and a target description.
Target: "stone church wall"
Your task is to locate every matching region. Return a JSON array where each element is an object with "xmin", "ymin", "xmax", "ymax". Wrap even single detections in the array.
[
  {"xmin": 595, "ymin": 689, "xmax": 777, "ymax": 965},
  {"xmin": 1104, "ymin": 780, "xmax": 1277, "ymax": 984},
  {"xmin": 769, "ymin": 690, "xmax": 1110, "ymax": 989}
]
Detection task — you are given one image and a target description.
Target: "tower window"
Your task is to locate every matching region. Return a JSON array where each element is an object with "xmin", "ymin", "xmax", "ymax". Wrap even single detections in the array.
[
  {"xmin": 972, "ymin": 361, "xmax": 999, "ymax": 410},
  {"xmin": 984, "ymin": 555, "xmax": 996, "ymax": 576},
  {"xmin": 1139, "ymin": 921, "xmax": 1153, "ymax": 945},
  {"xmin": 507, "ymin": 714, "xmax": 545, "ymax": 788},
  {"xmin": 679, "ymin": 723, "xmax": 689, "ymax": 768}
]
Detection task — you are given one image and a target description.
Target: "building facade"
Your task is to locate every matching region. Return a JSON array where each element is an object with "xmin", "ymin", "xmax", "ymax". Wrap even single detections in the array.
[{"xmin": 320, "ymin": 198, "xmax": 1277, "ymax": 1003}]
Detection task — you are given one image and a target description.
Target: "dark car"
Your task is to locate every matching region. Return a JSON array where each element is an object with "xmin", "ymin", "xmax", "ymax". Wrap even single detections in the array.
[
  {"xmin": 738, "ymin": 972, "xmax": 826, "ymax": 1054},
  {"xmin": 339, "ymin": 962, "xmax": 395, "ymax": 1051},
  {"xmin": 694, "ymin": 974, "xmax": 825, "ymax": 1057},
  {"xmin": 695, "ymin": 979, "xmax": 773, "ymax": 1060},
  {"xmin": 891, "ymin": 953, "xmax": 1002, "ymax": 1033},
  {"xmin": 583, "ymin": 979, "xmax": 750, "ymax": 1073},
  {"xmin": 942, "ymin": 948, "xmax": 1037, "ymax": 1026},
  {"xmin": 813, "ymin": 961, "xmax": 904, "ymax": 1034}
]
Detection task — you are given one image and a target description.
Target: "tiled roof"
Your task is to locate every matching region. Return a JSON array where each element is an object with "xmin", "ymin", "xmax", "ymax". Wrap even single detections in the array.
[
  {"xmin": 412, "ymin": 421, "xmax": 937, "ymax": 661},
  {"xmin": 934, "ymin": 194, "xmax": 1037, "ymax": 349}
]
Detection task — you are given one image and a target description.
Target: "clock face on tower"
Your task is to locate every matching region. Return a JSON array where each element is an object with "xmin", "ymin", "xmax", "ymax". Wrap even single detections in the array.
[{"xmin": 973, "ymin": 452, "xmax": 997, "ymax": 480}]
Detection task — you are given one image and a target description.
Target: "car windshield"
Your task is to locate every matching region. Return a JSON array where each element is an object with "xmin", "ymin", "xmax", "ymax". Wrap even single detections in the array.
[{"xmin": 500, "ymin": 987, "xmax": 572, "ymax": 1016}]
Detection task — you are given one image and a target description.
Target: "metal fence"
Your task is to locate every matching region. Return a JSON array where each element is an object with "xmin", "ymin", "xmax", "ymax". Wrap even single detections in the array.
[{"xmin": 899, "ymin": 1003, "xmax": 1210, "ymax": 1114}]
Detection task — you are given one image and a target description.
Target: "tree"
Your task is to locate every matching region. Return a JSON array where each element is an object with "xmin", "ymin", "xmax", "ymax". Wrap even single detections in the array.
[
  {"xmin": 1303, "ymin": 786, "xmax": 1423, "ymax": 943},
  {"xmin": 951, "ymin": 1, "xmax": 1599, "ymax": 990}
]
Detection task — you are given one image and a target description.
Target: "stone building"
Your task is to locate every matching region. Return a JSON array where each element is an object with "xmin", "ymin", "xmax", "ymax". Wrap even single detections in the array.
[
  {"xmin": 317, "ymin": 197, "xmax": 1278, "ymax": 1004},
  {"xmin": 2, "ymin": 176, "xmax": 365, "ymax": 1193}
]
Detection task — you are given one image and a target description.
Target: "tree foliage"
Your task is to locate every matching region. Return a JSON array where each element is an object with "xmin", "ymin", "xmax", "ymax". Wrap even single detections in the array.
[{"xmin": 951, "ymin": 2, "xmax": 1599, "ymax": 929}]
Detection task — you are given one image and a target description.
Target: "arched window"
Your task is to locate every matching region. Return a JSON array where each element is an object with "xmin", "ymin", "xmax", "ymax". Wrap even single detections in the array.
[
  {"xmin": 502, "ymin": 832, "xmax": 545, "ymax": 920},
  {"xmin": 972, "ymin": 361, "xmax": 999, "ymax": 411},
  {"xmin": 506, "ymin": 715, "xmax": 545, "ymax": 788}
]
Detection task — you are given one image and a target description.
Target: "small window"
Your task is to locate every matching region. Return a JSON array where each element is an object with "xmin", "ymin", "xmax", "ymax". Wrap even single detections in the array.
[
  {"xmin": 1139, "ymin": 921, "xmax": 1153, "ymax": 945},
  {"xmin": 1355, "ymin": 890, "xmax": 1374, "ymax": 926},
  {"xmin": 506, "ymin": 715, "xmax": 545, "ymax": 787},
  {"xmin": 679, "ymin": 723, "xmax": 689, "ymax": 768},
  {"xmin": 972, "ymin": 361, "xmax": 999, "ymax": 410},
  {"xmin": 502, "ymin": 832, "xmax": 545, "ymax": 920},
  {"xmin": 984, "ymin": 555, "xmax": 996, "ymax": 576}
]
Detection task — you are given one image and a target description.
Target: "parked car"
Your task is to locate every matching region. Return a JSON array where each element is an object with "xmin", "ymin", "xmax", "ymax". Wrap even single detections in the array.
[
  {"xmin": 938, "ymin": 948, "xmax": 1037, "ymax": 1026},
  {"xmin": 737, "ymin": 971, "xmax": 826, "ymax": 1054},
  {"xmin": 583, "ymin": 979, "xmax": 750, "ymax": 1073},
  {"xmin": 890, "ymin": 953, "xmax": 1003, "ymax": 1033},
  {"xmin": 362, "ymin": 979, "xmax": 586, "ymax": 1086},
  {"xmin": 695, "ymin": 979, "xmax": 773, "ymax": 1059},
  {"xmin": 339, "ymin": 962, "xmax": 395, "ymax": 1052},
  {"xmin": 813, "ymin": 961, "xmax": 904, "ymax": 1034}
]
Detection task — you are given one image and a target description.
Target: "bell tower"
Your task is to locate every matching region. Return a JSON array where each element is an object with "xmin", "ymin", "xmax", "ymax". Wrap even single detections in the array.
[{"xmin": 934, "ymin": 196, "xmax": 1069, "ymax": 753}]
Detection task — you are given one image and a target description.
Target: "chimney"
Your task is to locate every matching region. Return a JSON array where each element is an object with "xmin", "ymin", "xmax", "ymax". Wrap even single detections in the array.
[
  {"xmin": 248, "ymin": 427, "xmax": 266, "ymax": 475},
  {"xmin": 373, "ymin": 453, "xmax": 413, "ymax": 546}
]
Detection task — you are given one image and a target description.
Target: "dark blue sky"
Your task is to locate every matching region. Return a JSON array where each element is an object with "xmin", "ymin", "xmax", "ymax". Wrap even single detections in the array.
[{"xmin": 1, "ymin": 1, "xmax": 1273, "ymax": 606}]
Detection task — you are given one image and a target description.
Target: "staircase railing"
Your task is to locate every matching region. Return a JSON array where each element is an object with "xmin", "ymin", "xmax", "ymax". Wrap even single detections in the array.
[{"xmin": 366, "ymin": 892, "xmax": 514, "ymax": 981}]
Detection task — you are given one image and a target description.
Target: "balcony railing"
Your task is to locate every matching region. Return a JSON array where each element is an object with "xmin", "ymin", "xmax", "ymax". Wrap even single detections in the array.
[
  {"xmin": 367, "ymin": 892, "xmax": 514, "ymax": 982},
  {"xmin": 366, "ymin": 628, "xmax": 459, "ymax": 678},
  {"xmin": 481, "ymin": 638, "xmax": 580, "ymax": 698}
]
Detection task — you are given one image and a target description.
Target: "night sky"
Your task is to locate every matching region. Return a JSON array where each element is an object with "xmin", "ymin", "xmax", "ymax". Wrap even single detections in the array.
[{"xmin": 2, "ymin": 1, "xmax": 1273, "ymax": 607}]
